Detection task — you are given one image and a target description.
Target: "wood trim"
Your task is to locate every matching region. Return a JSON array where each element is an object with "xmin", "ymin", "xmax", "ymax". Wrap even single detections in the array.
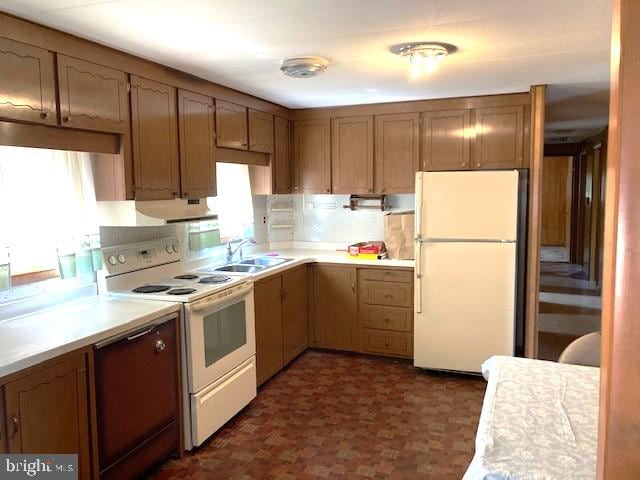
[
  {"xmin": 524, "ymin": 84, "xmax": 546, "ymax": 359},
  {"xmin": 0, "ymin": 120, "xmax": 120, "ymax": 153},
  {"xmin": 291, "ymin": 92, "xmax": 530, "ymax": 120},
  {"xmin": 0, "ymin": 12, "xmax": 289, "ymax": 118},
  {"xmin": 10, "ymin": 269, "xmax": 58, "ymax": 286},
  {"xmin": 597, "ymin": 0, "xmax": 640, "ymax": 477},
  {"xmin": 215, "ymin": 147, "xmax": 269, "ymax": 166}
]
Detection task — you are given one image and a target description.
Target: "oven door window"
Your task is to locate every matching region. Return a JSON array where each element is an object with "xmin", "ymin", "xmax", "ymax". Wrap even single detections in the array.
[{"xmin": 202, "ymin": 301, "xmax": 247, "ymax": 367}]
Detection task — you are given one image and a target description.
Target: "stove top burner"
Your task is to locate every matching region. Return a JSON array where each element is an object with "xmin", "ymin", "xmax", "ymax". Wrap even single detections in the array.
[
  {"xmin": 167, "ymin": 288, "xmax": 197, "ymax": 295},
  {"xmin": 133, "ymin": 285, "xmax": 171, "ymax": 294},
  {"xmin": 174, "ymin": 274, "xmax": 199, "ymax": 280},
  {"xmin": 199, "ymin": 275, "xmax": 232, "ymax": 284}
]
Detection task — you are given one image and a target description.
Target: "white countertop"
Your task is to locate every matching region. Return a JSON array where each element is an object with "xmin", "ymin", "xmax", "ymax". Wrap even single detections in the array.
[
  {"xmin": 0, "ymin": 243, "xmax": 413, "ymax": 380},
  {"xmin": 188, "ymin": 243, "xmax": 415, "ymax": 282},
  {"xmin": 252, "ymin": 247, "xmax": 413, "ymax": 281},
  {"xmin": 0, "ymin": 296, "xmax": 180, "ymax": 379}
]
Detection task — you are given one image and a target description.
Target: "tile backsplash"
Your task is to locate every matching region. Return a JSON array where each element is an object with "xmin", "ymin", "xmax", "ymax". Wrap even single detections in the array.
[
  {"xmin": 100, "ymin": 194, "xmax": 414, "ymax": 262},
  {"xmin": 257, "ymin": 194, "xmax": 414, "ymax": 244}
]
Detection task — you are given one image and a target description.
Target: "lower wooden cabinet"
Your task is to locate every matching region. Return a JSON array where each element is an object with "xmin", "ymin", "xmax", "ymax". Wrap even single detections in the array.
[
  {"xmin": 311, "ymin": 264, "xmax": 357, "ymax": 351},
  {"xmin": 357, "ymin": 267, "xmax": 414, "ymax": 359},
  {"xmin": 255, "ymin": 266, "xmax": 308, "ymax": 386},
  {"xmin": 282, "ymin": 266, "xmax": 309, "ymax": 364},
  {"xmin": 2, "ymin": 351, "xmax": 92, "ymax": 479},
  {"xmin": 254, "ymin": 275, "xmax": 284, "ymax": 386}
]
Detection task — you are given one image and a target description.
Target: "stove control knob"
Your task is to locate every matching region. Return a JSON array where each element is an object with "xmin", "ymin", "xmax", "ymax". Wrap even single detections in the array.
[
  {"xmin": 108, "ymin": 255, "xmax": 118, "ymax": 266},
  {"xmin": 165, "ymin": 245, "xmax": 173, "ymax": 254},
  {"xmin": 172, "ymin": 244, "xmax": 179, "ymax": 253},
  {"xmin": 117, "ymin": 254, "xmax": 126, "ymax": 264}
]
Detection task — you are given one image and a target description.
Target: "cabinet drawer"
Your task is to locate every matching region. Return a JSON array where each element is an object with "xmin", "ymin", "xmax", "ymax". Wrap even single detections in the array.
[
  {"xmin": 360, "ymin": 281, "xmax": 413, "ymax": 307},
  {"xmin": 359, "ymin": 268, "xmax": 412, "ymax": 283},
  {"xmin": 363, "ymin": 329, "xmax": 412, "ymax": 358},
  {"xmin": 361, "ymin": 305, "xmax": 413, "ymax": 332}
]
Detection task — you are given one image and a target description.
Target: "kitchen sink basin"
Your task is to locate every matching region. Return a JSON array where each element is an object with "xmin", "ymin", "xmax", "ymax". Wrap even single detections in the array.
[
  {"xmin": 215, "ymin": 264, "xmax": 266, "ymax": 273},
  {"xmin": 239, "ymin": 257, "xmax": 293, "ymax": 267}
]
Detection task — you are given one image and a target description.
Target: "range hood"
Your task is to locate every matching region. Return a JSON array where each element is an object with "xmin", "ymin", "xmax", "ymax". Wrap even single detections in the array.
[{"xmin": 97, "ymin": 198, "xmax": 217, "ymax": 226}]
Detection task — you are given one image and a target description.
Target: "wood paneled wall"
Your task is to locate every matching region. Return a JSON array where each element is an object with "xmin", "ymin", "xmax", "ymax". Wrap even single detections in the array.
[
  {"xmin": 524, "ymin": 85, "xmax": 546, "ymax": 359},
  {"xmin": 597, "ymin": 0, "xmax": 640, "ymax": 477}
]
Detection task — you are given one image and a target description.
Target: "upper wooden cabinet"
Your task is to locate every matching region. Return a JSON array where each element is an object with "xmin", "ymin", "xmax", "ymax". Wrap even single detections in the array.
[
  {"xmin": 274, "ymin": 116, "xmax": 292, "ymax": 193},
  {"xmin": 0, "ymin": 37, "xmax": 56, "ymax": 125},
  {"xmin": 421, "ymin": 109, "xmax": 471, "ymax": 171},
  {"xmin": 293, "ymin": 119, "xmax": 331, "ymax": 194},
  {"xmin": 178, "ymin": 89, "xmax": 216, "ymax": 198},
  {"xmin": 312, "ymin": 264, "xmax": 357, "ymax": 351},
  {"xmin": 216, "ymin": 99, "xmax": 248, "ymax": 150},
  {"xmin": 374, "ymin": 113, "xmax": 419, "ymax": 193},
  {"xmin": 57, "ymin": 55, "xmax": 129, "ymax": 133},
  {"xmin": 130, "ymin": 75, "xmax": 180, "ymax": 200},
  {"xmin": 331, "ymin": 116, "xmax": 374, "ymax": 194},
  {"xmin": 248, "ymin": 109, "xmax": 274, "ymax": 153},
  {"xmin": 3, "ymin": 352, "xmax": 91, "ymax": 479},
  {"xmin": 473, "ymin": 105, "xmax": 524, "ymax": 169},
  {"xmin": 255, "ymin": 275, "xmax": 284, "ymax": 386}
]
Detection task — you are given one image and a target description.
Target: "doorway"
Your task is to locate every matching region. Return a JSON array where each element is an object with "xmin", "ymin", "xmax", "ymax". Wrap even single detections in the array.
[{"xmin": 536, "ymin": 136, "xmax": 606, "ymax": 362}]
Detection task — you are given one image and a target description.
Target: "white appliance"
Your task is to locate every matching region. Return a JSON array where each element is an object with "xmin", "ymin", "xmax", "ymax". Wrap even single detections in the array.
[
  {"xmin": 414, "ymin": 170, "xmax": 526, "ymax": 373},
  {"xmin": 101, "ymin": 238, "xmax": 256, "ymax": 449}
]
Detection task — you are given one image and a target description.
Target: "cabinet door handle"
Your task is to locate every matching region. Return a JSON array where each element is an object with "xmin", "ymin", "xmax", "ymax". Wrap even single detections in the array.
[
  {"xmin": 351, "ymin": 282, "xmax": 356, "ymax": 294},
  {"xmin": 155, "ymin": 338, "xmax": 166, "ymax": 352},
  {"xmin": 127, "ymin": 327, "xmax": 153, "ymax": 341},
  {"xmin": 62, "ymin": 116, "xmax": 71, "ymax": 123},
  {"xmin": 10, "ymin": 415, "xmax": 19, "ymax": 437},
  {"xmin": 40, "ymin": 111, "xmax": 50, "ymax": 120}
]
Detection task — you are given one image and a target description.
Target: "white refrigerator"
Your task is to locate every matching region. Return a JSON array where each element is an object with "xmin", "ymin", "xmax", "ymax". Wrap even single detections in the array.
[{"xmin": 413, "ymin": 170, "xmax": 525, "ymax": 373}]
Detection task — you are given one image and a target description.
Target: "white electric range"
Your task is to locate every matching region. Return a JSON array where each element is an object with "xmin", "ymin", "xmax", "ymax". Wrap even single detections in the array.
[{"xmin": 100, "ymin": 237, "xmax": 256, "ymax": 450}]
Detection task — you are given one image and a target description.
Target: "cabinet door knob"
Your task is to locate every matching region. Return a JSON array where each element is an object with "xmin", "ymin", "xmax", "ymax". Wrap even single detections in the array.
[
  {"xmin": 155, "ymin": 339, "xmax": 166, "ymax": 353},
  {"xmin": 351, "ymin": 282, "xmax": 356, "ymax": 294},
  {"xmin": 10, "ymin": 415, "xmax": 19, "ymax": 437},
  {"xmin": 62, "ymin": 116, "xmax": 71, "ymax": 123},
  {"xmin": 40, "ymin": 111, "xmax": 50, "ymax": 120},
  {"xmin": 384, "ymin": 318, "xmax": 390, "ymax": 323},
  {"xmin": 325, "ymin": 189, "xmax": 330, "ymax": 193}
]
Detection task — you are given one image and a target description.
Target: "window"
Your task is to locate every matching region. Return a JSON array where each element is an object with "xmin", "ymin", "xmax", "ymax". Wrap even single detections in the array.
[
  {"xmin": 0, "ymin": 146, "xmax": 100, "ymax": 293},
  {"xmin": 208, "ymin": 163, "xmax": 254, "ymax": 242}
]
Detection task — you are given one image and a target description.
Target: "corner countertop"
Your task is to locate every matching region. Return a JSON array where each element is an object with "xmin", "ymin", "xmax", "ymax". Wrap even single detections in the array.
[
  {"xmin": 187, "ymin": 242, "xmax": 415, "ymax": 283},
  {"xmin": 0, "ymin": 296, "xmax": 180, "ymax": 379}
]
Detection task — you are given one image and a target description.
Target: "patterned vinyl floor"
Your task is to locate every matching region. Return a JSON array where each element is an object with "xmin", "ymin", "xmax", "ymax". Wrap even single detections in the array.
[{"xmin": 150, "ymin": 351, "xmax": 486, "ymax": 480}]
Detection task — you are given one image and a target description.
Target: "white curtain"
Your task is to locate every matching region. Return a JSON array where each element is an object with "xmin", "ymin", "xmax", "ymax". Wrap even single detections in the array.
[
  {"xmin": 0, "ymin": 146, "xmax": 98, "ymax": 274},
  {"xmin": 209, "ymin": 162, "xmax": 254, "ymax": 241}
]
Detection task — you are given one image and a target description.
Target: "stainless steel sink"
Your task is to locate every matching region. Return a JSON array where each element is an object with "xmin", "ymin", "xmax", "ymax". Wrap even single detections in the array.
[
  {"xmin": 239, "ymin": 257, "xmax": 293, "ymax": 267},
  {"xmin": 214, "ymin": 264, "xmax": 266, "ymax": 273}
]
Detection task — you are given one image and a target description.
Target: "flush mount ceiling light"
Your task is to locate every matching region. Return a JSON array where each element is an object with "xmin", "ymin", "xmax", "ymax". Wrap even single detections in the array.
[
  {"xmin": 280, "ymin": 56, "xmax": 330, "ymax": 78},
  {"xmin": 390, "ymin": 42, "xmax": 457, "ymax": 78}
]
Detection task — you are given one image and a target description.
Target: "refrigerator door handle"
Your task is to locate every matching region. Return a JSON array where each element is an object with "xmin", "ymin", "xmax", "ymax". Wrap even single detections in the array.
[
  {"xmin": 415, "ymin": 172, "xmax": 423, "ymax": 240},
  {"xmin": 415, "ymin": 240, "xmax": 422, "ymax": 314}
]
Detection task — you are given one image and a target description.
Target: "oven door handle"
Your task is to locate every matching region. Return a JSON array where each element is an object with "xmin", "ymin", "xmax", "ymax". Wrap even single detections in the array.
[{"xmin": 189, "ymin": 282, "xmax": 252, "ymax": 313}]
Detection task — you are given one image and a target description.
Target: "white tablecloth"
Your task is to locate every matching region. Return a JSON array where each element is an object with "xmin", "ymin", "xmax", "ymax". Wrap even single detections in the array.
[{"xmin": 463, "ymin": 355, "xmax": 599, "ymax": 480}]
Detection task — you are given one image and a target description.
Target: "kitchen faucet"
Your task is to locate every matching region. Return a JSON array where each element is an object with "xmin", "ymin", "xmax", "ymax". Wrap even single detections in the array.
[{"xmin": 226, "ymin": 238, "xmax": 256, "ymax": 263}]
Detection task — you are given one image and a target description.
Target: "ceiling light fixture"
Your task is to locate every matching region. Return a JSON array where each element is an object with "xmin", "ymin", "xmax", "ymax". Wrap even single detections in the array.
[
  {"xmin": 280, "ymin": 56, "xmax": 329, "ymax": 78},
  {"xmin": 390, "ymin": 42, "xmax": 457, "ymax": 78}
]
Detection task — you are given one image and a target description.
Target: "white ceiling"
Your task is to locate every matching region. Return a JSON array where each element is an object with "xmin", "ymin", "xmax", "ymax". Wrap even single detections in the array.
[{"xmin": 0, "ymin": 0, "xmax": 612, "ymax": 139}]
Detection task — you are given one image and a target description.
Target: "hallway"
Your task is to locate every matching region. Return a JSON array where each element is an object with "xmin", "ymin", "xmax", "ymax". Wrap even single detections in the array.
[{"xmin": 537, "ymin": 258, "xmax": 601, "ymax": 361}]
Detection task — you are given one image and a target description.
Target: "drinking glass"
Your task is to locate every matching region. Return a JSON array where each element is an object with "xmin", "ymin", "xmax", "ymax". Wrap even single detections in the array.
[{"xmin": 0, "ymin": 246, "xmax": 10, "ymax": 291}]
